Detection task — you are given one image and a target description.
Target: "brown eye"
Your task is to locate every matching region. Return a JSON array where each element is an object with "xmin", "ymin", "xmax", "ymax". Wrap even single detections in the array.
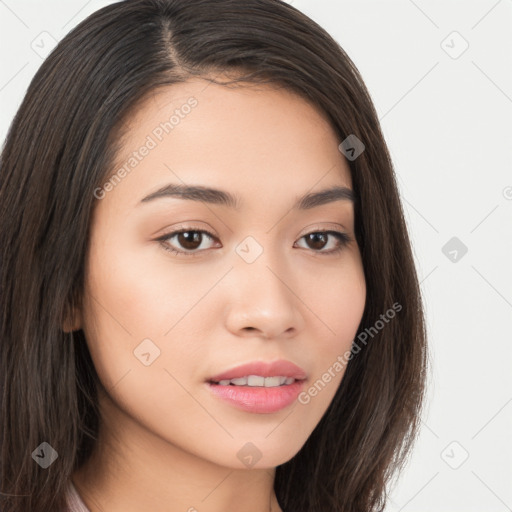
[
  {"xmin": 156, "ymin": 228, "xmax": 219, "ymax": 256},
  {"xmin": 304, "ymin": 232, "xmax": 329, "ymax": 250},
  {"xmin": 295, "ymin": 230, "xmax": 351, "ymax": 254},
  {"xmin": 176, "ymin": 231, "xmax": 203, "ymax": 251},
  {"xmin": 156, "ymin": 227, "xmax": 351, "ymax": 258}
]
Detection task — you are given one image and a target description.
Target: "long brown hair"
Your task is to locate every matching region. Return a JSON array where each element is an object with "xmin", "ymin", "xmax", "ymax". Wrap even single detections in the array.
[{"xmin": 0, "ymin": 1, "xmax": 428, "ymax": 510}]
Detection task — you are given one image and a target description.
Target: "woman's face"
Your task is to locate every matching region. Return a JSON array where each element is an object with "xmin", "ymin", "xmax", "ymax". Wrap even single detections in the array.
[{"xmin": 77, "ymin": 78, "xmax": 366, "ymax": 469}]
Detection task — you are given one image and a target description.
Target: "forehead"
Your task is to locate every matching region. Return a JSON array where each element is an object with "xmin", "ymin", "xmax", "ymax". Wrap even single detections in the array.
[{"xmin": 102, "ymin": 78, "xmax": 353, "ymax": 211}]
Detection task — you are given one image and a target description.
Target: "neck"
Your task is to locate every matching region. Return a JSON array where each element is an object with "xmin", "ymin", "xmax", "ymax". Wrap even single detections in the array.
[{"xmin": 72, "ymin": 389, "xmax": 282, "ymax": 512}]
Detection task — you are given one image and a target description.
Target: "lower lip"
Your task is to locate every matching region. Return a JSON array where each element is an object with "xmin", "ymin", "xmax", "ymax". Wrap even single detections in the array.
[{"xmin": 206, "ymin": 380, "xmax": 305, "ymax": 414}]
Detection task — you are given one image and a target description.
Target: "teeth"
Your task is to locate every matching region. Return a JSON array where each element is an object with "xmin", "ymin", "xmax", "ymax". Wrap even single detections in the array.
[
  {"xmin": 214, "ymin": 375, "xmax": 296, "ymax": 387},
  {"xmin": 247, "ymin": 375, "xmax": 265, "ymax": 386},
  {"xmin": 263, "ymin": 376, "xmax": 281, "ymax": 387},
  {"xmin": 230, "ymin": 377, "xmax": 248, "ymax": 386}
]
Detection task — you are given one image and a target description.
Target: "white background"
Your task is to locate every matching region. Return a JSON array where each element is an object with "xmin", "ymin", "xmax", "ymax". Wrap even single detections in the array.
[{"xmin": 1, "ymin": 1, "xmax": 511, "ymax": 510}]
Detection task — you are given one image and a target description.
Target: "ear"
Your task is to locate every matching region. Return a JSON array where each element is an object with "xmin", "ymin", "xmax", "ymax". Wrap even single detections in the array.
[{"xmin": 62, "ymin": 301, "xmax": 82, "ymax": 333}]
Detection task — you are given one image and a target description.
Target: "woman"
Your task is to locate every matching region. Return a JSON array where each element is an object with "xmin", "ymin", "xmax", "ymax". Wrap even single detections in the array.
[{"xmin": 0, "ymin": 0, "xmax": 428, "ymax": 511}]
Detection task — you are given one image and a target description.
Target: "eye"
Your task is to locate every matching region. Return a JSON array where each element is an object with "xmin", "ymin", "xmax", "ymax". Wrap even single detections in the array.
[
  {"xmin": 294, "ymin": 230, "xmax": 352, "ymax": 254},
  {"xmin": 155, "ymin": 227, "xmax": 353, "ymax": 257},
  {"xmin": 156, "ymin": 228, "xmax": 219, "ymax": 257}
]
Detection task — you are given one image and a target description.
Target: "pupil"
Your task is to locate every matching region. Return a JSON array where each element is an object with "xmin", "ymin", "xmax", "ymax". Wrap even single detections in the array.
[
  {"xmin": 179, "ymin": 231, "xmax": 201, "ymax": 250},
  {"xmin": 308, "ymin": 233, "xmax": 327, "ymax": 250}
]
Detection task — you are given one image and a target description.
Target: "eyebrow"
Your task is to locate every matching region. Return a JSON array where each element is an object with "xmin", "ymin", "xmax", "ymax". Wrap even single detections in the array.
[{"xmin": 139, "ymin": 183, "xmax": 355, "ymax": 210}]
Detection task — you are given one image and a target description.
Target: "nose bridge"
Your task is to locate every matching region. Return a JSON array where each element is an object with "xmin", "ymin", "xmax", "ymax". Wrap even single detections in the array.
[{"xmin": 224, "ymin": 234, "xmax": 303, "ymax": 337}]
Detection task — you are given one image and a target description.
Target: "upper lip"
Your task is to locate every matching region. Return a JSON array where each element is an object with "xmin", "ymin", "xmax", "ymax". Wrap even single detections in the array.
[{"xmin": 208, "ymin": 359, "xmax": 307, "ymax": 382}]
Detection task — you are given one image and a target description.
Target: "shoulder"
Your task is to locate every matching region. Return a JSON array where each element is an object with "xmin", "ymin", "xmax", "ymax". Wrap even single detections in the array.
[{"xmin": 65, "ymin": 480, "xmax": 91, "ymax": 512}]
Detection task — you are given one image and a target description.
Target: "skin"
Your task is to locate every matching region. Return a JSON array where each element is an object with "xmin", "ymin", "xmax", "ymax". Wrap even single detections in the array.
[{"xmin": 67, "ymin": 76, "xmax": 366, "ymax": 512}]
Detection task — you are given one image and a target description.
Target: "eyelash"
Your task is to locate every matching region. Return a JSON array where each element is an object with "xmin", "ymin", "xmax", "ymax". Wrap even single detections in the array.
[{"xmin": 155, "ymin": 227, "xmax": 353, "ymax": 258}]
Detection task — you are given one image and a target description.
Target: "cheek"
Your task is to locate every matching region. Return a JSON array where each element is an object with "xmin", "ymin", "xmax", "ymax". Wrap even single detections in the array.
[
  {"xmin": 83, "ymin": 231, "xmax": 214, "ymax": 339},
  {"xmin": 330, "ymin": 277, "xmax": 366, "ymax": 351},
  {"xmin": 81, "ymin": 236, "xmax": 216, "ymax": 393},
  {"xmin": 300, "ymin": 256, "xmax": 366, "ymax": 407},
  {"xmin": 81, "ymin": 245, "xmax": 204, "ymax": 428},
  {"xmin": 307, "ymin": 253, "xmax": 366, "ymax": 348}
]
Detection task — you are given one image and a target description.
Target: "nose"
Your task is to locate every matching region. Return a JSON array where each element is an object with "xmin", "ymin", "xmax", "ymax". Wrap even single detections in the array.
[{"xmin": 223, "ymin": 248, "xmax": 305, "ymax": 340}]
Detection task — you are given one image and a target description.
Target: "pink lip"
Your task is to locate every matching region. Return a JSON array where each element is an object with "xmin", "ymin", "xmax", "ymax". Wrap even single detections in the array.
[
  {"xmin": 208, "ymin": 359, "xmax": 307, "ymax": 382},
  {"xmin": 206, "ymin": 360, "xmax": 307, "ymax": 414},
  {"xmin": 207, "ymin": 380, "xmax": 305, "ymax": 414}
]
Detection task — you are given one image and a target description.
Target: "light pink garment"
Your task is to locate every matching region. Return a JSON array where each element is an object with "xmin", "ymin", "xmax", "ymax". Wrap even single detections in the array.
[{"xmin": 65, "ymin": 480, "xmax": 91, "ymax": 512}]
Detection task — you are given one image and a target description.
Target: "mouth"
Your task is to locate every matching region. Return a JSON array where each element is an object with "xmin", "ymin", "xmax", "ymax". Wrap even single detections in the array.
[
  {"xmin": 209, "ymin": 375, "xmax": 299, "ymax": 387},
  {"xmin": 206, "ymin": 360, "xmax": 307, "ymax": 414}
]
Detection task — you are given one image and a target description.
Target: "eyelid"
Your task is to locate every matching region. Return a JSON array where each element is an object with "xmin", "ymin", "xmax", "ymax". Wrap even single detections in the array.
[
  {"xmin": 157, "ymin": 221, "xmax": 218, "ymax": 237},
  {"xmin": 297, "ymin": 222, "xmax": 350, "ymax": 237}
]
